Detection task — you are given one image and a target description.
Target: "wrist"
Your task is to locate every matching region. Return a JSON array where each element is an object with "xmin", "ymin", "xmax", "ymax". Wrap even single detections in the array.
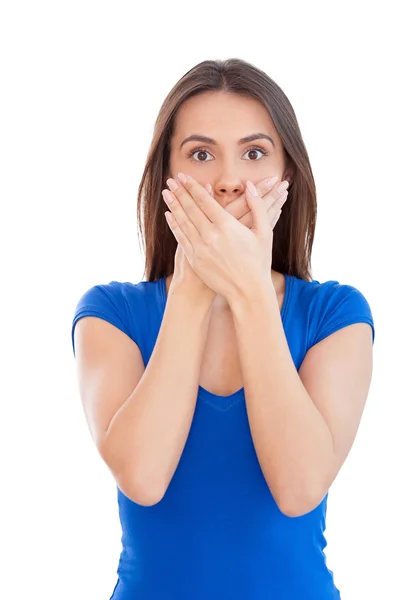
[
  {"xmin": 168, "ymin": 281, "xmax": 216, "ymax": 312},
  {"xmin": 228, "ymin": 278, "xmax": 276, "ymax": 313}
]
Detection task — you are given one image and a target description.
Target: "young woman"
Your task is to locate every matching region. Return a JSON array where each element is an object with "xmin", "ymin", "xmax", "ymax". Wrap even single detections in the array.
[{"xmin": 71, "ymin": 58, "xmax": 374, "ymax": 599}]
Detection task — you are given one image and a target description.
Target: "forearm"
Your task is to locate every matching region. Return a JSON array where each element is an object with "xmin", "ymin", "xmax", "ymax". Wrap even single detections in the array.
[
  {"xmin": 230, "ymin": 283, "xmax": 335, "ymax": 516},
  {"xmin": 102, "ymin": 288, "xmax": 213, "ymax": 506}
]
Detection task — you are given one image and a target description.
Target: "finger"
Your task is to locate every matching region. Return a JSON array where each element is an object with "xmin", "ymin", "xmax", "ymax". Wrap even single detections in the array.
[
  {"xmin": 237, "ymin": 210, "xmax": 253, "ymax": 229},
  {"xmin": 240, "ymin": 175, "xmax": 278, "ymax": 202},
  {"xmin": 204, "ymin": 181, "xmax": 253, "ymax": 225},
  {"xmin": 205, "ymin": 177, "xmax": 288, "ymax": 227},
  {"xmin": 268, "ymin": 191, "xmax": 288, "ymax": 225},
  {"xmin": 165, "ymin": 177, "xmax": 212, "ymax": 239},
  {"xmin": 254, "ymin": 176, "xmax": 289, "ymax": 211},
  {"xmin": 257, "ymin": 175, "xmax": 280, "ymax": 196},
  {"xmin": 225, "ymin": 176, "xmax": 280, "ymax": 221},
  {"xmin": 208, "ymin": 176, "xmax": 278, "ymax": 205},
  {"xmin": 177, "ymin": 173, "xmax": 229, "ymax": 229},
  {"xmin": 162, "ymin": 189, "xmax": 202, "ymax": 246},
  {"xmin": 265, "ymin": 179, "xmax": 290, "ymax": 210},
  {"xmin": 270, "ymin": 209, "xmax": 282, "ymax": 230},
  {"xmin": 164, "ymin": 210, "xmax": 193, "ymax": 260},
  {"xmin": 205, "ymin": 183, "xmax": 214, "ymax": 197},
  {"xmin": 204, "ymin": 182, "xmax": 252, "ymax": 226},
  {"xmin": 236, "ymin": 190, "xmax": 287, "ymax": 230},
  {"xmin": 225, "ymin": 200, "xmax": 251, "ymax": 221}
]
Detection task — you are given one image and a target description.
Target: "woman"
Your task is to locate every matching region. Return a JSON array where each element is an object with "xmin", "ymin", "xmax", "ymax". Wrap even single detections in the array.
[{"xmin": 71, "ymin": 58, "xmax": 374, "ymax": 599}]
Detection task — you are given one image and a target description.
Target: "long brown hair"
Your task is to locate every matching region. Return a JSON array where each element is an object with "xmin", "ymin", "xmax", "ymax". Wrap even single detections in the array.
[{"xmin": 136, "ymin": 58, "xmax": 317, "ymax": 283}]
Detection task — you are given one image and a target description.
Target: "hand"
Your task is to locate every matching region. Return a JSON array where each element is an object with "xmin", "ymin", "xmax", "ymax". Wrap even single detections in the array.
[
  {"xmin": 169, "ymin": 242, "xmax": 216, "ymax": 306},
  {"xmin": 162, "ymin": 173, "xmax": 289, "ymax": 303},
  {"xmin": 206, "ymin": 176, "xmax": 285, "ymax": 230},
  {"xmin": 167, "ymin": 177, "xmax": 275, "ymax": 305}
]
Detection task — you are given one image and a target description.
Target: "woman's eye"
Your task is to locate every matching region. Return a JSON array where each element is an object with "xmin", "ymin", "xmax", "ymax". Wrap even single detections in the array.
[
  {"xmin": 187, "ymin": 147, "xmax": 268, "ymax": 163},
  {"xmin": 188, "ymin": 148, "xmax": 212, "ymax": 162},
  {"xmin": 243, "ymin": 147, "xmax": 268, "ymax": 160}
]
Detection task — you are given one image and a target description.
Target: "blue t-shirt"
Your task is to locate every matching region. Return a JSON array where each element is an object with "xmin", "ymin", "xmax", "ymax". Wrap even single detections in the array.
[{"xmin": 71, "ymin": 273, "xmax": 375, "ymax": 600}]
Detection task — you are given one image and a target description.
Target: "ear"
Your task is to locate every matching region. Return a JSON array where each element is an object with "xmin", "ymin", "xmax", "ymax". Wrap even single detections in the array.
[{"xmin": 283, "ymin": 166, "xmax": 295, "ymax": 185}]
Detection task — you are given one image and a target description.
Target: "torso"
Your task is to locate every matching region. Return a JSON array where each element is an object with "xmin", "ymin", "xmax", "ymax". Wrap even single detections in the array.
[{"xmin": 165, "ymin": 272, "xmax": 286, "ymax": 397}]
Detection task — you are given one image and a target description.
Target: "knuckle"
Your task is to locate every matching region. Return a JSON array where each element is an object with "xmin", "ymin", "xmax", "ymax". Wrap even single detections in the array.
[
  {"xmin": 203, "ymin": 229, "xmax": 219, "ymax": 246},
  {"xmin": 197, "ymin": 190, "xmax": 209, "ymax": 209},
  {"xmin": 193, "ymin": 246, "xmax": 207, "ymax": 267},
  {"xmin": 179, "ymin": 216, "xmax": 191, "ymax": 231},
  {"xmin": 171, "ymin": 186, "xmax": 184, "ymax": 201}
]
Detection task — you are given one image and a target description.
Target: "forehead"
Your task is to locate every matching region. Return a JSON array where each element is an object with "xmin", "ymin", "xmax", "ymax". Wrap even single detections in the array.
[{"xmin": 174, "ymin": 91, "xmax": 277, "ymax": 138}]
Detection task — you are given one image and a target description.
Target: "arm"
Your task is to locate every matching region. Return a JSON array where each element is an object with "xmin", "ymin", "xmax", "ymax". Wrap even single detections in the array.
[
  {"xmin": 229, "ymin": 282, "xmax": 373, "ymax": 518},
  {"xmin": 99, "ymin": 286, "xmax": 213, "ymax": 506}
]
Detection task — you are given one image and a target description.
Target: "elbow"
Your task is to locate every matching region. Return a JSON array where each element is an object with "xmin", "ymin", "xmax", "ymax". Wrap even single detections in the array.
[
  {"xmin": 277, "ymin": 485, "xmax": 326, "ymax": 518},
  {"xmin": 115, "ymin": 462, "xmax": 168, "ymax": 506},
  {"xmin": 117, "ymin": 473, "xmax": 166, "ymax": 506},
  {"xmin": 99, "ymin": 441, "xmax": 165, "ymax": 507},
  {"xmin": 278, "ymin": 500, "xmax": 313, "ymax": 518}
]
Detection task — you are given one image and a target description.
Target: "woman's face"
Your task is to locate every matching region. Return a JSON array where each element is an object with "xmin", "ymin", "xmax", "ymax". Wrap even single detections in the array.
[{"xmin": 168, "ymin": 91, "xmax": 292, "ymax": 209}]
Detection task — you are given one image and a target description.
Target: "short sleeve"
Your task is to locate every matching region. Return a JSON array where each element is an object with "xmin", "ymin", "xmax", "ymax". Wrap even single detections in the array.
[
  {"xmin": 312, "ymin": 282, "xmax": 375, "ymax": 347},
  {"xmin": 71, "ymin": 282, "xmax": 133, "ymax": 357}
]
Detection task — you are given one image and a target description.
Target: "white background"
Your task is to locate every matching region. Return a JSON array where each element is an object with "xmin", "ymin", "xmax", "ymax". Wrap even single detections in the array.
[{"xmin": 1, "ymin": 1, "xmax": 398, "ymax": 598}]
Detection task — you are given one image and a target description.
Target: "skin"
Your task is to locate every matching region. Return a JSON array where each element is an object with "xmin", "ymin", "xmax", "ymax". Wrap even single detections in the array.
[{"xmin": 167, "ymin": 90, "xmax": 294, "ymax": 311}]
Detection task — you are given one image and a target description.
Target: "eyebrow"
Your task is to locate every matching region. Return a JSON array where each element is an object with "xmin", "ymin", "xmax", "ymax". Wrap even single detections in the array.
[{"xmin": 179, "ymin": 132, "xmax": 275, "ymax": 150}]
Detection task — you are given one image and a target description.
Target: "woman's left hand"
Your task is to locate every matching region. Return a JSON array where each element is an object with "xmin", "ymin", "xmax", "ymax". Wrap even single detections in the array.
[{"xmin": 162, "ymin": 173, "xmax": 289, "ymax": 303}]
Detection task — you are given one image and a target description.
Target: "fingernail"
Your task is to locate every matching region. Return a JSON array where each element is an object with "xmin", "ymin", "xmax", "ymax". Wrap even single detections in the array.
[
  {"xmin": 162, "ymin": 189, "xmax": 173, "ymax": 204},
  {"xmin": 277, "ymin": 180, "xmax": 289, "ymax": 193},
  {"xmin": 166, "ymin": 178, "xmax": 179, "ymax": 191}
]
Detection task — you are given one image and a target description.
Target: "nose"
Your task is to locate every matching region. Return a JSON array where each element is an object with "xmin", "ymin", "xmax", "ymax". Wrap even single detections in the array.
[{"xmin": 213, "ymin": 179, "xmax": 246, "ymax": 208}]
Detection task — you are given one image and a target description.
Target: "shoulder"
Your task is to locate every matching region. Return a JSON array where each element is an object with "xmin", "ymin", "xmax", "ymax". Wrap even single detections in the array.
[
  {"xmin": 71, "ymin": 278, "xmax": 163, "ymax": 356},
  {"xmin": 73, "ymin": 280, "xmax": 138, "ymax": 322},
  {"xmin": 73, "ymin": 278, "xmax": 160, "ymax": 313},
  {"xmin": 291, "ymin": 275, "xmax": 375, "ymax": 348}
]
